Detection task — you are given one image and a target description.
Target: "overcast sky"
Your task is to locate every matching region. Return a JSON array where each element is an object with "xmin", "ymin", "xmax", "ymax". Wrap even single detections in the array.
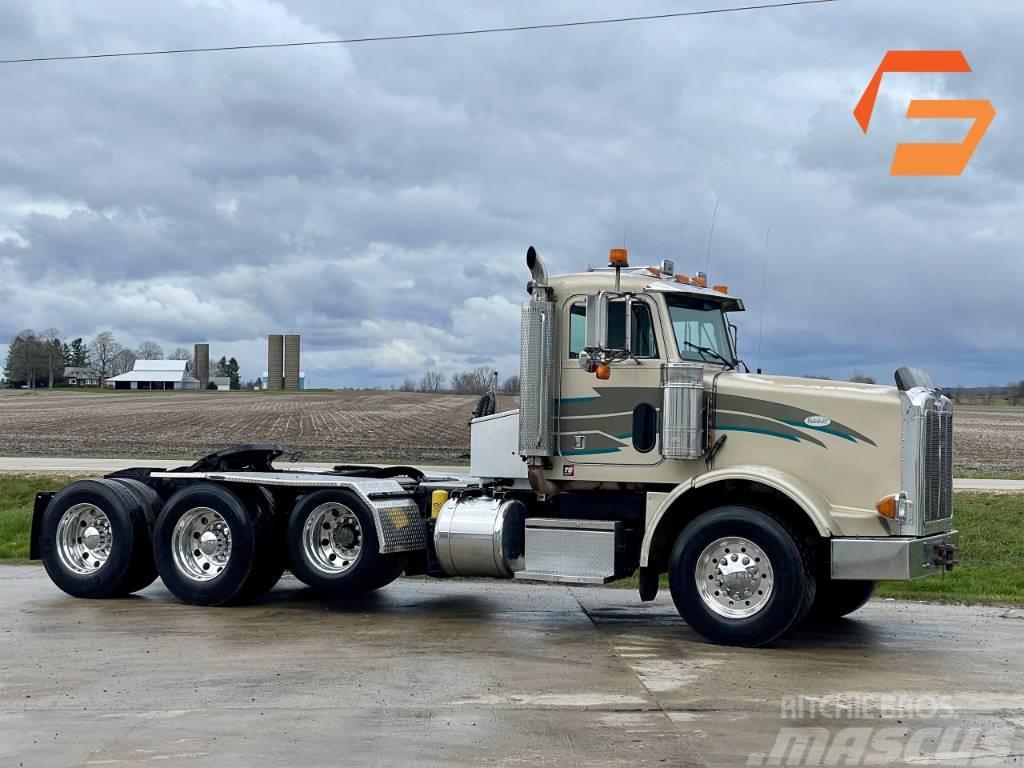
[{"xmin": 0, "ymin": 0, "xmax": 1020, "ymax": 388}]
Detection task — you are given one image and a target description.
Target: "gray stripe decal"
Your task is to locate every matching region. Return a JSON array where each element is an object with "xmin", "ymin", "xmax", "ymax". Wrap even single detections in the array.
[{"xmin": 560, "ymin": 387, "xmax": 659, "ymax": 418}]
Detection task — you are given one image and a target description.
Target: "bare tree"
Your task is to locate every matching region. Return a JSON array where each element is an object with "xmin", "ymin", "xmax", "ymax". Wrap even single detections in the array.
[
  {"xmin": 501, "ymin": 375, "xmax": 520, "ymax": 395},
  {"xmin": 136, "ymin": 341, "xmax": 164, "ymax": 360},
  {"xmin": 1009, "ymin": 381, "xmax": 1024, "ymax": 407},
  {"xmin": 849, "ymin": 372, "xmax": 877, "ymax": 385},
  {"xmin": 399, "ymin": 377, "xmax": 417, "ymax": 392},
  {"xmin": 111, "ymin": 348, "xmax": 137, "ymax": 377},
  {"xmin": 169, "ymin": 347, "xmax": 192, "ymax": 363},
  {"xmin": 418, "ymin": 371, "xmax": 446, "ymax": 393},
  {"xmin": 450, "ymin": 366, "xmax": 494, "ymax": 394},
  {"xmin": 40, "ymin": 327, "xmax": 63, "ymax": 389},
  {"xmin": 90, "ymin": 331, "xmax": 122, "ymax": 385}
]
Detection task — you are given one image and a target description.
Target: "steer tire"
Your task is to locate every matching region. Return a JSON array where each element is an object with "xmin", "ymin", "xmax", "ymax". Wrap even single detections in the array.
[
  {"xmin": 668, "ymin": 506, "xmax": 816, "ymax": 647},
  {"xmin": 40, "ymin": 479, "xmax": 153, "ymax": 599},
  {"xmin": 109, "ymin": 478, "xmax": 163, "ymax": 594},
  {"xmin": 287, "ymin": 489, "xmax": 406, "ymax": 595},
  {"xmin": 153, "ymin": 483, "xmax": 272, "ymax": 606},
  {"xmin": 807, "ymin": 579, "xmax": 876, "ymax": 621}
]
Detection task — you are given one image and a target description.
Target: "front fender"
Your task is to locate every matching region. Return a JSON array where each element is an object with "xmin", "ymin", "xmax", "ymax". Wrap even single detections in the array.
[{"xmin": 640, "ymin": 465, "xmax": 835, "ymax": 568}]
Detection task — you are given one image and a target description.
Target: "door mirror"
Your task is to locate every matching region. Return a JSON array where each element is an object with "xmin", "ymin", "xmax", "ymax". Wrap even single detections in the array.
[
  {"xmin": 584, "ymin": 293, "xmax": 610, "ymax": 350},
  {"xmin": 728, "ymin": 322, "xmax": 739, "ymax": 357}
]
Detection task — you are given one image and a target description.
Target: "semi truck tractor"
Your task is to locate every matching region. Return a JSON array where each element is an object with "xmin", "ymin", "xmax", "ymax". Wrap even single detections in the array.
[{"xmin": 29, "ymin": 247, "xmax": 958, "ymax": 646}]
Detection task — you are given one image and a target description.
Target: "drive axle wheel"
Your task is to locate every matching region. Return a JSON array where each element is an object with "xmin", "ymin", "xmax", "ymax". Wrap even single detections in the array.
[
  {"xmin": 40, "ymin": 479, "xmax": 154, "ymax": 599},
  {"xmin": 287, "ymin": 489, "xmax": 407, "ymax": 594},
  {"xmin": 668, "ymin": 506, "xmax": 815, "ymax": 647},
  {"xmin": 153, "ymin": 483, "xmax": 272, "ymax": 606}
]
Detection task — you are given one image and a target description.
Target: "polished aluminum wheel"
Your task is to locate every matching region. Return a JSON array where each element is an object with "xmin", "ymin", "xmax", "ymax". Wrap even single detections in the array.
[
  {"xmin": 172, "ymin": 507, "xmax": 232, "ymax": 582},
  {"xmin": 56, "ymin": 503, "xmax": 113, "ymax": 574},
  {"xmin": 695, "ymin": 536, "xmax": 774, "ymax": 618},
  {"xmin": 302, "ymin": 502, "xmax": 363, "ymax": 575}
]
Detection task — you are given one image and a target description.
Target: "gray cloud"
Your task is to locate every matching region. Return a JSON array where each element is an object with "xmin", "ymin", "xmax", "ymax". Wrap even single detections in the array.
[{"xmin": 0, "ymin": 0, "xmax": 1020, "ymax": 388}]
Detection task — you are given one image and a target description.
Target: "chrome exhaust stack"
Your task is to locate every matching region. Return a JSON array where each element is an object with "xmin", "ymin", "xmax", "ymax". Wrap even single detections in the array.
[{"xmin": 526, "ymin": 246, "xmax": 548, "ymax": 289}]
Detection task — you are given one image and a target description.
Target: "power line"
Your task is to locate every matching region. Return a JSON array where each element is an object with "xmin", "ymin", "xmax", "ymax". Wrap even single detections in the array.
[{"xmin": 0, "ymin": 0, "xmax": 838, "ymax": 65}]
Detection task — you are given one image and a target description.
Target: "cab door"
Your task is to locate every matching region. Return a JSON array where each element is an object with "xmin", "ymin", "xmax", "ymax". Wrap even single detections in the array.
[{"xmin": 558, "ymin": 295, "xmax": 664, "ymax": 466}]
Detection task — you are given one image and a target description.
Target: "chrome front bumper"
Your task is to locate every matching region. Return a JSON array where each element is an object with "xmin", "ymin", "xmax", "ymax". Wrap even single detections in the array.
[{"xmin": 830, "ymin": 530, "xmax": 960, "ymax": 581}]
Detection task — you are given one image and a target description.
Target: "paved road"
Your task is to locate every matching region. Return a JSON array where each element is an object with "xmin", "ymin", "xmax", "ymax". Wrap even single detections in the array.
[
  {"xmin": 0, "ymin": 456, "xmax": 1022, "ymax": 492},
  {"xmin": 2, "ymin": 565, "xmax": 1023, "ymax": 767}
]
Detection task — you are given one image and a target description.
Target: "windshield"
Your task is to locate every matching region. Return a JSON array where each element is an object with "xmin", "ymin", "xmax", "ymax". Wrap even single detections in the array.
[{"xmin": 666, "ymin": 295, "xmax": 735, "ymax": 366}]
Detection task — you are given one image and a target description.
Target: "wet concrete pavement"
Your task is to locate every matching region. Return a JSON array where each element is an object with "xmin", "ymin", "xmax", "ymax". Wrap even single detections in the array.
[{"xmin": 2, "ymin": 565, "xmax": 1023, "ymax": 767}]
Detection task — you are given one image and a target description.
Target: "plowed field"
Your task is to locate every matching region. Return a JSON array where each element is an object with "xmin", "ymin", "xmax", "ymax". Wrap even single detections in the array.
[{"xmin": 0, "ymin": 390, "xmax": 508, "ymax": 464}]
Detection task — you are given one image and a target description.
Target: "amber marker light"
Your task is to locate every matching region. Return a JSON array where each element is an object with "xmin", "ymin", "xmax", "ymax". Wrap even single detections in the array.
[
  {"xmin": 675, "ymin": 274, "xmax": 691, "ymax": 285},
  {"xmin": 691, "ymin": 275, "xmax": 707, "ymax": 288},
  {"xmin": 876, "ymin": 493, "xmax": 907, "ymax": 521},
  {"xmin": 713, "ymin": 285, "xmax": 729, "ymax": 294},
  {"xmin": 596, "ymin": 363, "xmax": 612, "ymax": 380}
]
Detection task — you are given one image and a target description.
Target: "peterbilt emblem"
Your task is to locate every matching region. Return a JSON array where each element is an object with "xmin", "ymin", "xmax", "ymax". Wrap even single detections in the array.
[
  {"xmin": 804, "ymin": 416, "xmax": 832, "ymax": 427},
  {"xmin": 573, "ymin": 435, "xmax": 586, "ymax": 450}
]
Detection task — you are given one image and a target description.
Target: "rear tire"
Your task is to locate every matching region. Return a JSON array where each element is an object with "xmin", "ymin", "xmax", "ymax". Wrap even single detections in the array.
[
  {"xmin": 236, "ymin": 486, "xmax": 286, "ymax": 599},
  {"xmin": 287, "ymin": 489, "xmax": 406, "ymax": 595},
  {"xmin": 808, "ymin": 579, "xmax": 875, "ymax": 621},
  {"xmin": 668, "ymin": 506, "xmax": 816, "ymax": 647},
  {"xmin": 153, "ymin": 483, "xmax": 272, "ymax": 606},
  {"xmin": 109, "ymin": 478, "xmax": 162, "ymax": 594},
  {"xmin": 40, "ymin": 479, "xmax": 153, "ymax": 599}
]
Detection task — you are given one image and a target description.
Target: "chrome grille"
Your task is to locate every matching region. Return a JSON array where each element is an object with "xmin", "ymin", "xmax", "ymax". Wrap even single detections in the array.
[{"xmin": 921, "ymin": 407, "xmax": 953, "ymax": 524}]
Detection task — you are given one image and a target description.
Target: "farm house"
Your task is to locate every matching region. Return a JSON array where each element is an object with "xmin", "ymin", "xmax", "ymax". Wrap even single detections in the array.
[{"xmin": 105, "ymin": 360, "xmax": 201, "ymax": 391}]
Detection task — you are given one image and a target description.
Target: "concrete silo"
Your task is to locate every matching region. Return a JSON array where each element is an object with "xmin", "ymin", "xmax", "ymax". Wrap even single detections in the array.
[
  {"xmin": 193, "ymin": 344, "xmax": 210, "ymax": 389},
  {"xmin": 284, "ymin": 334, "xmax": 301, "ymax": 391},
  {"xmin": 267, "ymin": 335, "xmax": 284, "ymax": 390}
]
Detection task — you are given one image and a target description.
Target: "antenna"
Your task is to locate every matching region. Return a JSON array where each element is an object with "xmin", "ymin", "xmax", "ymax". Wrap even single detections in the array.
[
  {"xmin": 704, "ymin": 197, "xmax": 720, "ymax": 272},
  {"xmin": 756, "ymin": 228, "xmax": 770, "ymax": 374}
]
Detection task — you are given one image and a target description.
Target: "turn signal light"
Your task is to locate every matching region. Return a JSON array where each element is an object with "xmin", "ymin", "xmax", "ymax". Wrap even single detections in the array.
[
  {"xmin": 596, "ymin": 363, "xmax": 612, "ymax": 380},
  {"xmin": 876, "ymin": 493, "xmax": 907, "ymax": 521},
  {"xmin": 609, "ymin": 248, "xmax": 629, "ymax": 267}
]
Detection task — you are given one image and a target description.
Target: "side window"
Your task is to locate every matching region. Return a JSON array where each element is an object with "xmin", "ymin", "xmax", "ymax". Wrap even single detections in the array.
[
  {"xmin": 568, "ymin": 303, "xmax": 586, "ymax": 359},
  {"xmin": 607, "ymin": 302, "xmax": 659, "ymax": 359}
]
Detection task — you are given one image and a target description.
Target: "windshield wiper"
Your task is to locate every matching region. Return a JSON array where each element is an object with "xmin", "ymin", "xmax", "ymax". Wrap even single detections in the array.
[{"xmin": 683, "ymin": 341, "xmax": 734, "ymax": 369}]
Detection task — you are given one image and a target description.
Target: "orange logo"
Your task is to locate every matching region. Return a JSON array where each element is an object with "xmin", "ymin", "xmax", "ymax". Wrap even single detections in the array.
[{"xmin": 854, "ymin": 51, "xmax": 995, "ymax": 176}]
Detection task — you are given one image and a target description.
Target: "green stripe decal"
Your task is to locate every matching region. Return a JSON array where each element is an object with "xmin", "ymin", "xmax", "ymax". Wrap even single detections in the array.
[
  {"xmin": 715, "ymin": 426, "xmax": 800, "ymax": 442},
  {"xmin": 560, "ymin": 396, "xmax": 599, "ymax": 403},
  {"xmin": 614, "ymin": 433, "xmax": 633, "ymax": 440}
]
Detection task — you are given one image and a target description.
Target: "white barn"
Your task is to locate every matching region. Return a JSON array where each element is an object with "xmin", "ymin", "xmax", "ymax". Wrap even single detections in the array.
[{"xmin": 105, "ymin": 360, "xmax": 201, "ymax": 391}]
